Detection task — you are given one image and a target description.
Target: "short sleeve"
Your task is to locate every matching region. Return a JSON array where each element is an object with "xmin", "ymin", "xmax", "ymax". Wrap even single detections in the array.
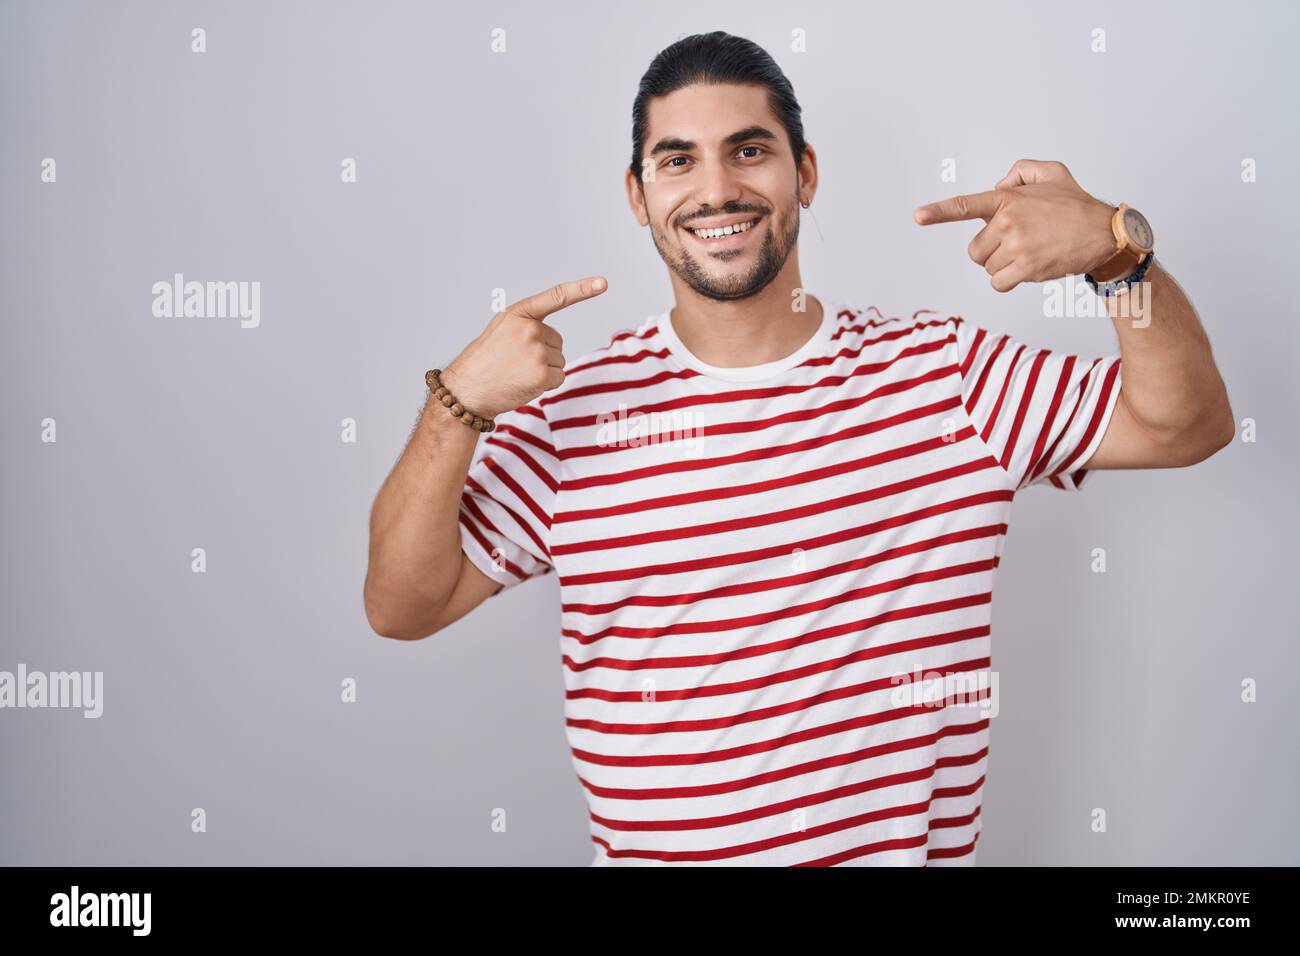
[
  {"xmin": 950, "ymin": 316, "xmax": 1123, "ymax": 491},
  {"xmin": 458, "ymin": 402, "xmax": 560, "ymax": 589}
]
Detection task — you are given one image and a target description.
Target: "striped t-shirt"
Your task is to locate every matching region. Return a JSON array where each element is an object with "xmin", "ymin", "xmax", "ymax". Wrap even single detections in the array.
[{"xmin": 457, "ymin": 297, "xmax": 1123, "ymax": 866}]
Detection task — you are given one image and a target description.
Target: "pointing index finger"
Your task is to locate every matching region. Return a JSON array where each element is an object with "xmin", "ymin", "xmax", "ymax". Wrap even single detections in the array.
[
  {"xmin": 914, "ymin": 190, "xmax": 1004, "ymax": 226},
  {"xmin": 513, "ymin": 276, "xmax": 608, "ymax": 321}
]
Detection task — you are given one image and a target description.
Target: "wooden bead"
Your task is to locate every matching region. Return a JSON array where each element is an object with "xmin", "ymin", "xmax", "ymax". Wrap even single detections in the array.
[{"xmin": 425, "ymin": 368, "xmax": 494, "ymax": 433}]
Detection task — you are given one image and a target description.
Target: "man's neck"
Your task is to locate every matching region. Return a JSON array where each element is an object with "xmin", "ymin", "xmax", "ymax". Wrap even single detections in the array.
[{"xmin": 667, "ymin": 278, "xmax": 824, "ymax": 369}]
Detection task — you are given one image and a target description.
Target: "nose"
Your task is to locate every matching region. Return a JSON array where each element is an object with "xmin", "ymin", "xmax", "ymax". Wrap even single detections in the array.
[{"xmin": 692, "ymin": 159, "xmax": 745, "ymax": 214}]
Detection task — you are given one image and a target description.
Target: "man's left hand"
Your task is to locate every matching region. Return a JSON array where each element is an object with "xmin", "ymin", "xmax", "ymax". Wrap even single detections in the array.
[{"xmin": 914, "ymin": 159, "xmax": 1119, "ymax": 292}]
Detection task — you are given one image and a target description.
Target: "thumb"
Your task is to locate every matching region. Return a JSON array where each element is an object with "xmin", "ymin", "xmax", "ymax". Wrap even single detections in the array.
[{"xmin": 995, "ymin": 158, "xmax": 1067, "ymax": 190}]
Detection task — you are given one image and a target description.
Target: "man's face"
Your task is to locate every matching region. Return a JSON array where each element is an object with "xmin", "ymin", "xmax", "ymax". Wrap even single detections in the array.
[{"xmin": 635, "ymin": 83, "xmax": 803, "ymax": 301}]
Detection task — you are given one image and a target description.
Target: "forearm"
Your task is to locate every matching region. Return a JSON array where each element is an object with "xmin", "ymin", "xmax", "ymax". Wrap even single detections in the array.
[
  {"xmin": 364, "ymin": 392, "xmax": 482, "ymax": 636},
  {"xmin": 1105, "ymin": 259, "xmax": 1234, "ymax": 454}
]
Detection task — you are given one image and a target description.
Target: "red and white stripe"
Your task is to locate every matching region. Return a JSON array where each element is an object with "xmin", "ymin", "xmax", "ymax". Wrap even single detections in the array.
[{"xmin": 458, "ymin": 299, "xmax": 1123, "ymax": 865}]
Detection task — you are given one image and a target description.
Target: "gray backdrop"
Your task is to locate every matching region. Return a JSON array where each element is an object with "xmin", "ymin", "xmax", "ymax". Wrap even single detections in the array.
[{"xmin": 2, "ymin": 0, "xmax": 1296, "ymax": 865}]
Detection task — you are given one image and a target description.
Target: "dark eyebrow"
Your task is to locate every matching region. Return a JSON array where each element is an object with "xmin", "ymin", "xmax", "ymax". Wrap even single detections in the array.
[{"xmin": 648, "ymin": 125, "xmax": 779, "ymax": 158}]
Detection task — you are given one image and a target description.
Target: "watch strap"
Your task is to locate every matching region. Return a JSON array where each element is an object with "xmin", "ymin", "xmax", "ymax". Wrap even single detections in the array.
[
  {"xmin": 1089, "ymin": 244, "xmax": 1144, "ymax": 283},
  {"xmin": 1086, "ymin": 251, "xmax": 1155, "ymax": 297},
  {"xmin": 1088, "ymin": 204, "xmax": 1131, "ymax": 282}
]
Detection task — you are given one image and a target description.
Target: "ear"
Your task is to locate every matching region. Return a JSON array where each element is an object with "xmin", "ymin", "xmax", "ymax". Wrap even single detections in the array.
[
  {"xmin": 797, "ymin": 142, "xmax": 819, "ymax": 206},
  {"xmin": 624, "ymin": 167, "xmax": 649, "ymax": 227}
]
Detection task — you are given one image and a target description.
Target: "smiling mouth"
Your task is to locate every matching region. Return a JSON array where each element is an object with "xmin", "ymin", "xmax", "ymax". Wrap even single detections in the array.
[{"xmin": 685, "ymin": 217, "xmax": 762, "ymax": 243}]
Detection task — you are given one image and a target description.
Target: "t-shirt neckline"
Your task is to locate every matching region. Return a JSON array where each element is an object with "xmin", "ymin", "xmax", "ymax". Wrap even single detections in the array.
[{"xmin": 654, "ymin": 294, "xmax": 837, "ymax": 383}]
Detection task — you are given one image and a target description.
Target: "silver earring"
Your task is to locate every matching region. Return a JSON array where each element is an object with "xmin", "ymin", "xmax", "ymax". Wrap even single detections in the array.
[{"xmin": 801, "ymin": 199, "xmax": 810, "ymax": 208}]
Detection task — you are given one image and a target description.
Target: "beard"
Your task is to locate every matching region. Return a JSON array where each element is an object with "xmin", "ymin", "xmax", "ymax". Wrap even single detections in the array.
[{"xmin": 649, "ymin": 195, "xmax": 801, "ymax": 302}]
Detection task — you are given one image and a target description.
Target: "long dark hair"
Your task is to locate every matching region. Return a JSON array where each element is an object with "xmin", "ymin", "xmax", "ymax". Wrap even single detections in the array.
[{"xmin": 630, "ymin": 31, "xmax": 806, "ymax": 184}]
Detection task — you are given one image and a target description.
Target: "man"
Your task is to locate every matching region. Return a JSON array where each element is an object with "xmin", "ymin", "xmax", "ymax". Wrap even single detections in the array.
[{"xmin": 364, "ymin": 32, "xmax": 1233, "ymax": 866}]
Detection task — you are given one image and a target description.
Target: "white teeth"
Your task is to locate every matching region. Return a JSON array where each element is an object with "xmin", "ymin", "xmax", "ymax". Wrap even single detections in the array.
[{"xmin": 691, "ymin": 218, "xmax": 757, "ymax": 239}]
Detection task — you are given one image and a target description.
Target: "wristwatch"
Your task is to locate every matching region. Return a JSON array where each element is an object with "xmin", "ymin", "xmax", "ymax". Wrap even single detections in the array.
[{"xmin": 1085, "ymin": 202, "xmax": 1154, "ymax": 287}]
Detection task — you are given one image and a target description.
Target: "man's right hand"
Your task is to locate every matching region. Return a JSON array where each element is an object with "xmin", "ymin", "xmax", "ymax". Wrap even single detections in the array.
[{"xmin": 440, "ymin": 276, "xmax": 608, "ymax": 419}]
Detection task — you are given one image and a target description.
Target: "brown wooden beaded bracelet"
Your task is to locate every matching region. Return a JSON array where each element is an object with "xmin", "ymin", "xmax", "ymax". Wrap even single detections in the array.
[{"xmin": 425, "ymin": 368, "xmax": 496, "ymax": 433}]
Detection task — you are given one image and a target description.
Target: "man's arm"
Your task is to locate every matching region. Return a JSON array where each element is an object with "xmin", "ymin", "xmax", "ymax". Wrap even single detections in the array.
[
  {"xmin": 1082, "ymin": 259, "xmax": 1235, "ymax": 469},
  {"xmin": 363, "ymin": 277, "xmax": 606, "ymax": 640},
  {"xmin": 364, "ymin": 394, "xmax": 501, "ymax": 641},
  {"xmin": 915, "ymin": 158, "xmax": 1234, "ymax": 471}
]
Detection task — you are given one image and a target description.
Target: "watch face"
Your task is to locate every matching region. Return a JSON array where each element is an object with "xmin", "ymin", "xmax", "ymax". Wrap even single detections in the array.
[{"xmin": 1123, "ymin": 208, "xmax": 1154, "ymax": 251}]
